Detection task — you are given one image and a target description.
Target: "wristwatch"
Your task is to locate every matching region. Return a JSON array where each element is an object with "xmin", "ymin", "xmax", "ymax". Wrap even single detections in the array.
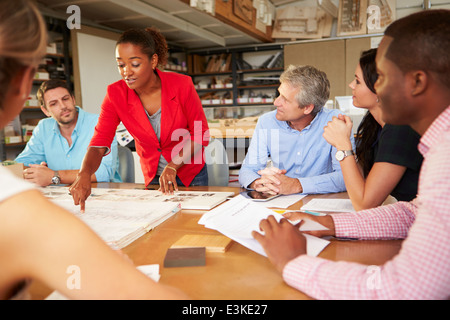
[
  {"xmin": 335, "ymin": 150, "xmax": 354, "ymax": 161},
  {"xmin": 51, "ymin": 171, "xmax": 61, "ymax": 185}
]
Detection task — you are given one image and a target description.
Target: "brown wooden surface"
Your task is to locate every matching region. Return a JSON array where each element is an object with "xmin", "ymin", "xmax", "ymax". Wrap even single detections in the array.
[
  {"xmin": 180, "ymin": 0, "xmax": 273, "ymax": 43},
  {"xmin": 28, "ymin": 184, "xmax": 402, "ymax": 300}
]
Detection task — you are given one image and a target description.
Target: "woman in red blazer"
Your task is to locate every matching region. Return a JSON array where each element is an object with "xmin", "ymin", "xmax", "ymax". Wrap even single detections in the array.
[{"xmin": 69, "ymin": 27, "xmax": 209, "ymax": 211}]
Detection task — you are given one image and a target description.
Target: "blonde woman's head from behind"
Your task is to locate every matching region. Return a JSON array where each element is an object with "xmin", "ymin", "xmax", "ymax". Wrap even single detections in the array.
[{"xmin": 0, "ymin": 0, "xmax": 47, "ymax": 128}]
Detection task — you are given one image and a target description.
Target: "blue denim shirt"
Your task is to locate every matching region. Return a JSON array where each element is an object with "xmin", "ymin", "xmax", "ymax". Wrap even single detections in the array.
[
  {"xmin": 239, "ymin": 108, "xmax": 354, "ymax": 194},
  {"xmin": 15, "ymin": 107, "xmax": 121, "ymax": 182}
]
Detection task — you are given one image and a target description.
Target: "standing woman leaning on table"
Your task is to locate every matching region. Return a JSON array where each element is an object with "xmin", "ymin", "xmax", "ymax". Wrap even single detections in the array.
[
  {"xmin": 322, "ymin": 49, "xmax": 423, "ymax": 211},
  {"xmin": 70, "ymin": 27, "xmax": 210, "ymax": 210},
  {"xmin": 0, "ymin": 0, "xmax": 186, "ymax": 300}
]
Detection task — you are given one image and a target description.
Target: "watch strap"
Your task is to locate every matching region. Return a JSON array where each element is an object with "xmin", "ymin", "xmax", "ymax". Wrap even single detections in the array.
[
  {"xmin": 341, "ymin": 150, "xmax": 354, "ymax": 157},
  {"xmin": 52, "ymin": 171, "xmax": 60, "ymax": 184}
]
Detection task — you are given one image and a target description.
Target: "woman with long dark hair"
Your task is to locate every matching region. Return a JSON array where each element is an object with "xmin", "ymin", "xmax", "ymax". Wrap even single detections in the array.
[{"xmin": 323, "ymin": 49, "xmax": 423, "ymax": 210}]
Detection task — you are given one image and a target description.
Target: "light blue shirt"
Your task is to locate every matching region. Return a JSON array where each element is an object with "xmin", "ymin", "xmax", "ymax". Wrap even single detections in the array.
[
  {"xmin": 239, "ymin": 108, "xmax": 354, "ymax": 194},
  {"xmin": 15, "ymin": 107, "xmax": 121, "ymax": 183}
]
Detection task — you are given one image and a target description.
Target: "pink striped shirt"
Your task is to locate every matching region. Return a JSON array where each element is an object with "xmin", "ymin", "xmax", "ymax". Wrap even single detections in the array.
[{"xmin": 283, "ymin": 106, "xmax": 450, "ymax": 299}]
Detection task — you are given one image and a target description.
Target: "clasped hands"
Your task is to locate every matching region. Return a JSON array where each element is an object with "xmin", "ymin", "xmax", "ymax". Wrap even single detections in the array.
[
  {"xmin": 251, "ymin": 166, "xmax": 302, "ymax": 195},
  {"xmin": 323, "ymin": 114, "xmax": 353, "ymax": 150}
]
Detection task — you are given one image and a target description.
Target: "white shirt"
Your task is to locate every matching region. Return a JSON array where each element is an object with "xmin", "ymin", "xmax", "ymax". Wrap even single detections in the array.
[{"xmin": 0, "ymin": 166, "xmax": 35, "ymax": 203}]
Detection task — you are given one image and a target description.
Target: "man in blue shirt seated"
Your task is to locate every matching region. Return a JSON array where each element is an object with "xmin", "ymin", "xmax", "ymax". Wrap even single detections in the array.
[
  {"xmin": 15, "ymin": 79, "xmax": 121, "ymax": 186},
  {"xmin": 239, "ymin": 65, "xmax": 354, "ymax": 195}
]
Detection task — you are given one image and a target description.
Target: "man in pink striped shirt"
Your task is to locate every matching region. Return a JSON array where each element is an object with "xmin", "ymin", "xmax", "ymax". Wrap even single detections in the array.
[{"xmin": 253, "ymin": 10, "xmax": 450, "ymax": 299}]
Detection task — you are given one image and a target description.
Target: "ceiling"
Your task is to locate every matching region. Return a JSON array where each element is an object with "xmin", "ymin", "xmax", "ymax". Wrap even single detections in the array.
[{"xmin": 36, "ymin": 0, "xmax": 304, "ymax": 50}]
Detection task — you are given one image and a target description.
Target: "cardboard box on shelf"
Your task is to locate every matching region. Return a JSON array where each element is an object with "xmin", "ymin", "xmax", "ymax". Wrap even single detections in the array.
[
  {"xmin": 34, "ymin": 72, "xmax": 49, "ymax": 80},
  {"xmin": 4, "ymin": 116, "xmax": 23, "ymax": 144},
  {"xmin": 46, "ymin": 43, "xmax": 57, "ymax": 54},
  {"xmin": 22, "ymin": 124, "xmax": 36, "ymax": 142},
  {"xmin": 24, "ymin": 99, "xmax": 39, "ymax": 107},
  {"xmin": 4, "ymin": 136, "xmax": 22, "ymax": 144}
]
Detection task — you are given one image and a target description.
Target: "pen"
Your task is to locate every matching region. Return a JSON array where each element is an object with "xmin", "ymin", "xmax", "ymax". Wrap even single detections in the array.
[
  {"xmin": 271, "ymin": 209, "xmax": 326, "ymax": 217},
  {"xmin": 301, "ymin": 210, "xmax": 327, "ymax": 216}
]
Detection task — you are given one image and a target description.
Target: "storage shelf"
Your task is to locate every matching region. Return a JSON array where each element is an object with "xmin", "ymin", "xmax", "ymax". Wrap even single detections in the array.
[
  {"xmin": 201, "ymin": 104, "xmax": 234, "ymax": 108},
  {"xmin": 237, "ymin": 84, "xmax": 279, "ymax": 89},
  {"xmin": 236, "ymin": 103, "xmax": 275, "ymax": 107},
  {"xmin": 188, "ymin": 46, "xmax": 283, "ymax": 111},
  {"xmin": 4, "ymin": 142, "xmax": 27, "ymax": 148},
  {"xmin": 196, "ymin": 87, "xmax": 233, "ymax": 92},
  {"xmin": 237, "ymin": 68, "xmax": 283, "ymax": 74},
  {"xmin": 190, "ymin": 71, "xmax": 233, "ymax": 77},
  {"xmin": 202, "ymin": 103, "xmax": 275, "ymax": 108}
]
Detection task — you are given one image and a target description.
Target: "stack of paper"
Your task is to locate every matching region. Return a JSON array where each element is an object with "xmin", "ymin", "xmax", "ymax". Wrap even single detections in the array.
[
  {"xmin": 199, "ymin": 195, "xmax": 330, "ymax": 257},
  {"xmin": 42, "ymin": 187, "xmax": 234, "ymax": 210},
  {"xmin": 41, "ymin": 186, "xmax": 235, "ymax": 249},
  {"xmin": 50, "ymin": 198, "xmax": 180, "ymax": 249}
]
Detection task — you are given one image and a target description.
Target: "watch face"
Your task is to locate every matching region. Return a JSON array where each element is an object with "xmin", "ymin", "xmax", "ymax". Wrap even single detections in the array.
[
  {"xmin": 52, "ymin": 176, "xmax": 60, "ymax": 184},
  {"xmin": 335, "ymin": 150, "xmax": 344, "ymax": 161}
]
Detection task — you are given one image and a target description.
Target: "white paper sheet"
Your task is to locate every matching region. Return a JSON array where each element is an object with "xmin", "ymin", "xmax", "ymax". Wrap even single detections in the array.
[
  {"xmin": 41, "ymin": 186, "xmax": 234, "ymax": 210},
  {"xmin": 301, "ymin": 198, "xmax": 355, "ymax": 212},
  {"xmin": 52, "ymin": 198, "xmax": 180, "ymax": 249},
  {"xmin": 258, "ymin": 193, "xmax": 307, "ymax": 209},
  {"xmin": 199, "ymin": 195, "xmax": 329, "ymax": 257},
  {"xmin": 293, "ymin": 218, "xmax": 329, "ymax": 232}
]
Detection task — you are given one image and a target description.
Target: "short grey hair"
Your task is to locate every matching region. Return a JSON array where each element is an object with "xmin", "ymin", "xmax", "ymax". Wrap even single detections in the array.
[{"xmin": 279, "ymin": 65, "xmax": 330, "ymax": 115}]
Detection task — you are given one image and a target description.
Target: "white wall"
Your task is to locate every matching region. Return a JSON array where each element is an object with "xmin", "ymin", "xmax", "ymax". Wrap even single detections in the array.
[{"xmin": 75, "ymin": 31, "xmax": 121, "ymax": 114}]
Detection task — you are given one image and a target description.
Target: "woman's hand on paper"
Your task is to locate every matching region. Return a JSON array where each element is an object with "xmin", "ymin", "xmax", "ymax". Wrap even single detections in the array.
[
  {"xmin": 283, "ymin": 211, "xmax": 336, "ymax": 238},
  {"xmin": 252, "ymin": 216, "xmax": 307, "ymax": 273},
  {"xmin": 69, "ymin": 172, "xmax": 92, "ymax": 213},
  {"xmin": 159, "ymin": 165, "xmax": 178, "ymax": 195}
]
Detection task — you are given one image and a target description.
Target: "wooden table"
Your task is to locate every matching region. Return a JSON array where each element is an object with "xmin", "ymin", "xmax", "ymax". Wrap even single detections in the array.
[{"xmin": 29, "ymin": 183, "xmax": 402, "ymax": 300}]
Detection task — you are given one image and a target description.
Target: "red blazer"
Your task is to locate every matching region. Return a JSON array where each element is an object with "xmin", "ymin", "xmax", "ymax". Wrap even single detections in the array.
[{"xmin": 90, "ymin": 69, "xmax": 210, "ymax": 186}]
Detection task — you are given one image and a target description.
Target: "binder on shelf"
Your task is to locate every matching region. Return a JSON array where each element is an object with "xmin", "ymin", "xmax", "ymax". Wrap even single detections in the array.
[
  {"xmin": 4, "ymin": 116, "xmax": 23, "ymax": 144},
  {"xmin": 258, "ymin": 51, "xmax": 283, "ymax": 69},
  {"xmin": 267, "ymin": 51, "xmax": 283, "ymax": 69},
  {"xmin": 205, "ymin": 53, "xmax": 232, "ymax": 73},
  {"xmin": 236, "ymin": 58, "xmax": 253, "ymax": 71}
]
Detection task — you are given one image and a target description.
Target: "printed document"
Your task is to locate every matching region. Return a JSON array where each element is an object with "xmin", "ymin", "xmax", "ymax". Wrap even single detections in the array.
[
  {"xmin": 301, "ymin": 198, "xmax": 355, "ymax": 212},
  {"xmin": 199, "ymin": 195, "xmax": 329, "ymax": 257}
]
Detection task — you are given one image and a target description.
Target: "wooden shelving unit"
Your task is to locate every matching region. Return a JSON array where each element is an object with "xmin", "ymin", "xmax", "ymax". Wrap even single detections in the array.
[{"xmin": 188, "ymin": 44, "xmax": 284, "ymax": 111}]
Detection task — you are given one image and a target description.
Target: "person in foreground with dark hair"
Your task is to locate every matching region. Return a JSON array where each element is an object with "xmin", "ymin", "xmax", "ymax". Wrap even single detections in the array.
[
  {"xmin": 322, "ymin": 49, "xmax": 422, "ymax": 211},
  {"xmin": 253, "ymin": 9, "xmax": 450, "ymax": 299},
  {"xmin": 15, "ymin": 80, "xmax": 121, "ymax": 186},
  {"xmin": 69, "ymin": 27, "xmax": 210, "ymax": 210}
]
